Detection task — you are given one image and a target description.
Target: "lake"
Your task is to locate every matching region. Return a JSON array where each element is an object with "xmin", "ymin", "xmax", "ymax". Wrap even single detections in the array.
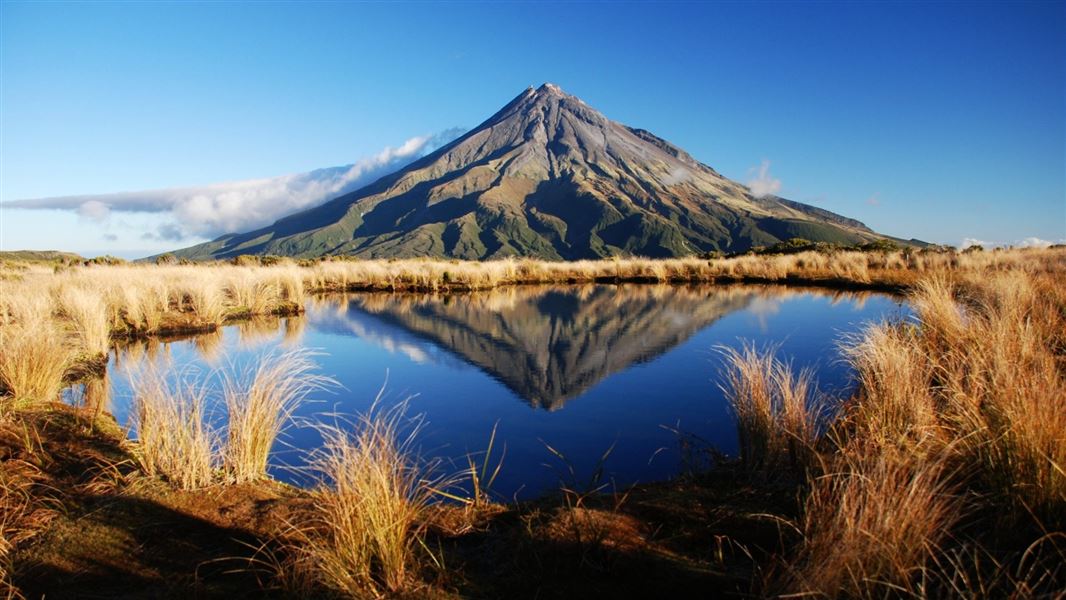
[{"xmin": 67, "ymin": 284, "xmax": 907, "ymax": 500}]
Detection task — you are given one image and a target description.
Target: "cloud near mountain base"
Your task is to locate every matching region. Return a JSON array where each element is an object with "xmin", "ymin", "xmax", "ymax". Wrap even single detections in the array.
[
  {"xmin": 7, "ymin": 128, "xmax": 465, "ymax": 241},
  {"xmin": 962, "ymin": 236, "xmax": 1064, "ymax": 249}
]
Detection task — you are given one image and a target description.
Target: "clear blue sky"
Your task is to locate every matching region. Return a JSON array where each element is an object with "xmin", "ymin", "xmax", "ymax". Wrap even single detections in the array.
[{"xmin": 2, "ymin": 1, "xmax": 1064, "ymax": 257}]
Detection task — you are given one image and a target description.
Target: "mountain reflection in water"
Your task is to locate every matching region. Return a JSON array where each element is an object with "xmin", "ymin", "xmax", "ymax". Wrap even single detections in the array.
[{"xmin": 308, "ymin": 285, "xmax": 768, "ymax": 410}]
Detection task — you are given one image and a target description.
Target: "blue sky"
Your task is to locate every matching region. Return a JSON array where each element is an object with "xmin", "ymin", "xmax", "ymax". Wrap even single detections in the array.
[{"xmin": 2, "ymin": 1, "xmax": 1063, "ymax": 257}]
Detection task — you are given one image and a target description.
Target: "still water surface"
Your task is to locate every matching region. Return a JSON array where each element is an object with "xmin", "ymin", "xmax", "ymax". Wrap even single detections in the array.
[{"xmin": 69, "ymin": 284, "xmax": 907, "ymax": 499}]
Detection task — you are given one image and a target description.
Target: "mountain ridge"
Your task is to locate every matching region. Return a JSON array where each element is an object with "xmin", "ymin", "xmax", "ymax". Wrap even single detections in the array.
[{"xmin": 171, "ymin": 83, "xmax": 898, "ymax": 261}]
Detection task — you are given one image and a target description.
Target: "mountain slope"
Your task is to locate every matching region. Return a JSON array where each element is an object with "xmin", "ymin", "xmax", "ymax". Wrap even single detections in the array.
[{"xmin": 173, "ymin": 84, "xmax": 891, "ymax": 260}]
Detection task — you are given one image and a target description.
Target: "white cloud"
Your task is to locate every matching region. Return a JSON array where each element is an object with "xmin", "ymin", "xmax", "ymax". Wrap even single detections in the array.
[
  {"xmin": 77, "ymin": 199, "xmax": 111, "ymax": 222},
  {"xmin": 1015, "ymin": 237, "xmax": 1063, "ymax": 248},
  {"xmin": 8, "ymin": 128, "xmax": 465, "ymax": 241},
  {"xmin": 746, "ymin": 160, "xmax": 781, "ymax": 198},
  {"xmin": 660, "ymin": 165, "xmax": 691, "ymax": 186},
  {"xmin": 961, "ymin": 236, "xmax": 1064, "ymax": 249}
]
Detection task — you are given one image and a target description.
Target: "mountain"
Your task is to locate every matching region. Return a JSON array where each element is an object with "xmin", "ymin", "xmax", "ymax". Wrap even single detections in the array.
[
  {"xmin": 172, "ymin": 83, "xmax": 894, "ymax": 261},
  {"xmin": 308, "ymin": 285, "xmax": 762, "ymax": 410}
]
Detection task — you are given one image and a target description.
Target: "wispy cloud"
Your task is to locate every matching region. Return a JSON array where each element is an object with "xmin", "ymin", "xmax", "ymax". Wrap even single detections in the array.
[
  {"xmin": 660, "ymin": 165, "xmax": 691, "ymax": 186},
  {"xmin": 7, "ymin": 128, "xmax": 465, "ymax": 241},
  {"xmin": 746, "ymin": 160, "xmax": 781, "ymax": 198}
]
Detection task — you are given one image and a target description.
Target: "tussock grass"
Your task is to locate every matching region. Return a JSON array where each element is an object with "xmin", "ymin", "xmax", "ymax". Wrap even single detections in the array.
[
  {"xmin": 0, "ymin": 318, "xmax": 72, "ymax": 411},
  {"xmin": 183, "ymin": 278, "xmax": 228, "ymax": 327},
  {"xmin": 3, "ymin": 248, "xmax": 1063, "ymax": 343},
  {"xmin": 225, "ymin": 270, "xmax": 279, "ymax": 314},
  {"xmin": 223, "ymin": 349, "xmax": 334, "ymax": 484},
  {"xmin": 0, "ymin": 285, "xmax": 53, "ymax": 327},
  {"xmin": 129, "ymin": 363, "xmax": 217, "ymax": 490},
  {"xmin": 839, "ymin": 322, "xmax": 943, "ymax": 459},
  {"xmin": 0, "ymin": 248, "xmax": 1062, "ymax": 596},
  {"xmin": 56, "ymin": 286, "xmax": 110, "ymax": 356},
  {"xmin": 732, "ymin": 267, "xmax": 1066, "ymax": 597},
  {"xmin": 286, "ymin": 401, "xmax": 439, "ymax": 598},
  {"xmin": 0, "ymin": 459, "xmax": 43, "ymax": 598},
  {"xmin": 953, "ymin": 283, "xmax": 1063, "ymax": 517},
  {"xmin": 849, "ymin": 273, "xmax": 1066, "ymax": 520},
  {"xmin": 928, "ymin": 533, "xmax": 1066, "ymax": 598},
  {"xmin": 131, "ymin": 349, "xmax": 333, "ymax": 488},
  {"xmin": 718, "ymin": 343, "xmax": 823, "ymax": 475},
  {"xmin": 779, "ymin": 452, "xmax": 961, "ymax": 597}
]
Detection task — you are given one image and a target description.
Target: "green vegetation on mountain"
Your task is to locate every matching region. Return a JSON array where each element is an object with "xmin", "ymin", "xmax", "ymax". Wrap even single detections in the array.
[{"xmin": 171, "ymin": 84, "xmax": 901, "ymax": 261}]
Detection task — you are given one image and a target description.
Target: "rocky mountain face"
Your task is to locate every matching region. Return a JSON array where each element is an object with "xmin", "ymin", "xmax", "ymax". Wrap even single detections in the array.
[{"xmin": 173, "ymin": 83, "xmax": 890, "ymax": 260}]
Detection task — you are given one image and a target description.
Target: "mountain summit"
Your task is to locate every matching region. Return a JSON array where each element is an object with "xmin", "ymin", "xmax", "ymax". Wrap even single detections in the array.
[{"xmin": 173, "ymin": 84, "xmax": 892, "ymax": 260}]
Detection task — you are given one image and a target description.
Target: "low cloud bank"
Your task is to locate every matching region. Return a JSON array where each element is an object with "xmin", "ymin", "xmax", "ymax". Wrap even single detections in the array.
[
  {"xmin": 962, "ymin": 237, "xmax": 1064, "ymax": 249},
  {"xmin": 8, "ymin": 128, "xmax": 465, "ymax": 241}
]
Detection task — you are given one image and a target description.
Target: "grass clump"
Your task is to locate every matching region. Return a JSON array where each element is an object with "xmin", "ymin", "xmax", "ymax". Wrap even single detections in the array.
[
  {"xmin": 129, "ymin": 363, "xmax": 217, "ymax": 490},
  {"xmin": 779, "ymin": 452, "xmax": 961, "ymax": 597},
  {"xmin": 0, "ymin": 318, "xmax": 72, "ymax": 411},
  {"xmin": 286, "ymin": 401, "xmax": 439, "ymax": 598},
  {"xmin": 131, "ymin": 349, "xmax": 334, "ymax": 489},
  {"xmin": 839, "ymin": 322, "xmax": 942, "ymax": 458},
  {"xmin": 184, "ymin": 279, "xmax": 228, "ymax": 327},
  {"xmin": 57, "ymin": 286, "xmax": 110, "ymax": 356},
  {"xmin": 223, "ymin": 349, "xmax": 334, "ymax": 484},
  {"xmin": 718, "ymin": 342, "xmax": 823, "ymax": 475}
]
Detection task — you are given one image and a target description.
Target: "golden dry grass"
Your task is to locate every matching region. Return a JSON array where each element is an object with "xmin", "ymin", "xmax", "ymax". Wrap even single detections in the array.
[
  {"xmin": 0, "ymin": 247, "xmax": 1063, "ymax": 596},
  {"xmin": 718, "ymin": 343, "xmax": 823, "ymax": 475},
  {"xmin": 0, "ymin": 318, "xmax": 72, "ymax": 412},
  {"xmin": 0, "ymin": 247, "xmax": 1061, "ymax": 362},
  {"xmin": 726, "ymin": 265, "xmax": 1066, "ymax": 597},
  {"xmin": 56, "ymin": 286, "xmax": 110, "ymax": 356},
  {"xmin": 223, "ymin": 349, "xmax": 334, "ymax": 484},
  {"xmin": 0, "ymin": 458, "xmax": 43, "ymax": 600},
  {"xmin": 129, "ymin": 363, "xmax": 217, "ymax": 490},
  {"xmin": 129, "ymin": 349, "xmax": 333, "ymax": 489},
  {"xmin": 286, "ymin": 401, "xmax": 439, "ymax": 598},
  {"xmin": 780, "ymin": 452, "xmax": 961, "ymax": 597}
]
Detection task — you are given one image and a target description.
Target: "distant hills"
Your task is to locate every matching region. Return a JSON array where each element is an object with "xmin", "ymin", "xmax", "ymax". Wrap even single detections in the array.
[
  {"xmin": 172, "ymin": 84, "xmax": 904, "ymax": 261},
  {"xmin": 0, "ymin": 250, "xmax": 84, "ymax": 264}
]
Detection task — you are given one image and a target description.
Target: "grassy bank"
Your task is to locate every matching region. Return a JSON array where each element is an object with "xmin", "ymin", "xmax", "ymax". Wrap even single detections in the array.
[
  {"xmin": 0, "ymin": 249, "xmax": 1063, "ymax": 597},
  {"xmin": 2, "ymin": 247, "xmax": 1062, "ymax": 400},
  {"xmin": 719, "ymin": 268, "xmax": 1065, "ymax": 597}
]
